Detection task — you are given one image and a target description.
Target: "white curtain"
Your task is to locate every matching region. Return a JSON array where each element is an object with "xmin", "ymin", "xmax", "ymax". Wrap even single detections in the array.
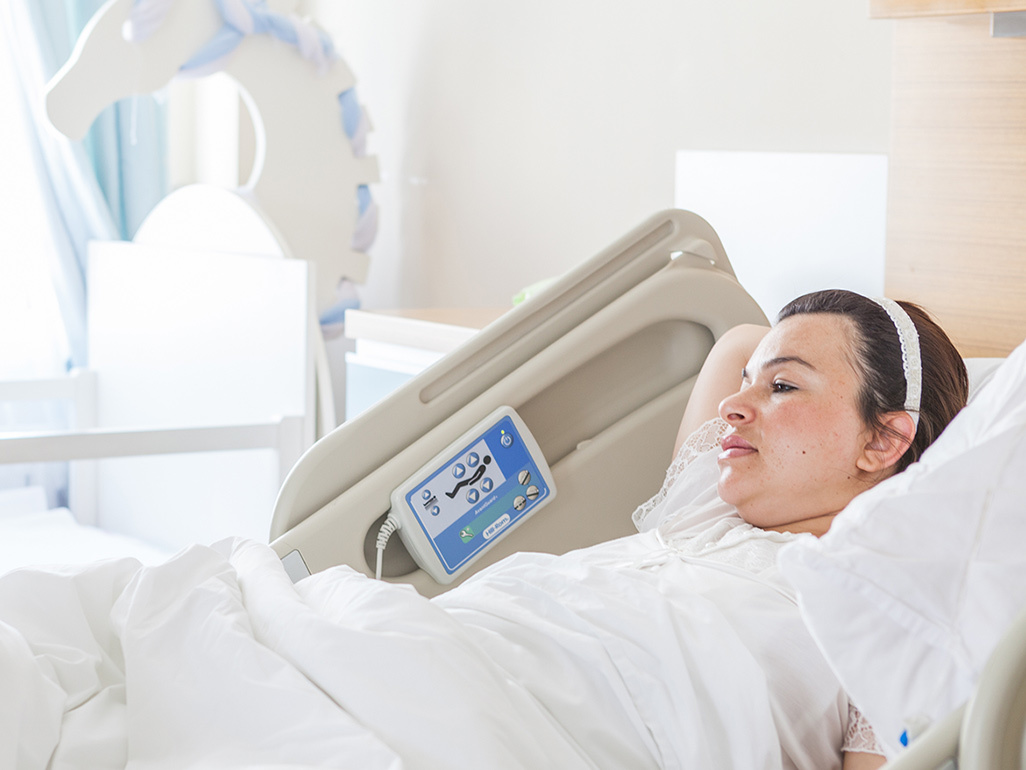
[
  {"xmin": 0, "ymin": 16, "xmax": 74, "ymax": 500},
  {"xmin": 0, "ymin": 0, "xmax": 167, "ymax": 506}
]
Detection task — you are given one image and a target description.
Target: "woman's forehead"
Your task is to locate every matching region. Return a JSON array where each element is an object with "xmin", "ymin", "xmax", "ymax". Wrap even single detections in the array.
[{"xmin": 753, "ymin": 314, "xmax": 858, "ymax": 372}]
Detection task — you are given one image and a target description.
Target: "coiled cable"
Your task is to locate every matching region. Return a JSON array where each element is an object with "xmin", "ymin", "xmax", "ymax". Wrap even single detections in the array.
[{"xmin": 374, "ymin": 514, "xmax": 401, "ymax": 580}]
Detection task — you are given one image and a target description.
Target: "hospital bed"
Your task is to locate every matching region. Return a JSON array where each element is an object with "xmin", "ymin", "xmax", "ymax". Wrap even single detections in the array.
[
  {"xmin": 262, "ymin": 231, "xmax": 1026, "ymax": 770},
  {"xmin": 268, "ymin": 208, "xmax": 767, "ymax": 594},
  {"xmin": 266, "ymin": 222, "xmax": 1024, "ymax": 769}
]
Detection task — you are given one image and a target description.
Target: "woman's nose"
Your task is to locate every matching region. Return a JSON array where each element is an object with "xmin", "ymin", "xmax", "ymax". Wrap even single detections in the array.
[{"xmin": 719, "ymin": 390, "xmax": 753, "ymax": 424}]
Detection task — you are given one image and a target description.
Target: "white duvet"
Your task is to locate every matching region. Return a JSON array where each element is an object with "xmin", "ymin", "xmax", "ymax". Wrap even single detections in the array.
[{"xmin": 0, "ymin": 528, "xmax": 838, "ymax": 770}]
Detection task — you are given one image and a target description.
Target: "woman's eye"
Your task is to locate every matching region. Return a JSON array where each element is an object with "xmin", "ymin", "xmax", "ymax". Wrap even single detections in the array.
[{"xmin": 772, "ymin": 381, "xmax": 797, "ymax": 393}]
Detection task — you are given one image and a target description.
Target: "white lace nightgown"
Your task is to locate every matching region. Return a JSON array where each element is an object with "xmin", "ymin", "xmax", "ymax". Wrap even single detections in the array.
[
  {"xmin": 633, "ymin": 417, "xmax": 884, "ymax": 759},
  {"xmin": 442, "ymin": 416, "xmax": 884, "ymax": 768}
]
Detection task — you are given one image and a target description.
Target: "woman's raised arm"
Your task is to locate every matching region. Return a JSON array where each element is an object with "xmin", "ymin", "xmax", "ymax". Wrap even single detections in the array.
[
  {"xmin": 673, "ymin": 323, "xmax": 770, "ymax": 457},
  {"xmin": 842, "ymin": 751, "xmax": 886, "ymax": 770}
]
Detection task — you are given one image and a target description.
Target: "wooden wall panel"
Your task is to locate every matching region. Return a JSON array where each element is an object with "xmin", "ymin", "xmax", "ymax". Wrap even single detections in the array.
[
  {"xmin": 872, "ymin": 0, "xmax": 1026, "ymax": 18},
  {"xmin": 885, "ymin": 14, "xmax": 1026, "ymax": 356}
]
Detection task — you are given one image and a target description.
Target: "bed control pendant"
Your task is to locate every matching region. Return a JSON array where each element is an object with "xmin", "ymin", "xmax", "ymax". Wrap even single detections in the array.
[{"xmin": 390, "ymin": 406, "xmax": 556, "ymax": 584}]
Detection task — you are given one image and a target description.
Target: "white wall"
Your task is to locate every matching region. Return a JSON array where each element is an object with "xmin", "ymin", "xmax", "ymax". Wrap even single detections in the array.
[{"xmin": 306, "ymin": 1, "xmax": 893, "ymax": 312}]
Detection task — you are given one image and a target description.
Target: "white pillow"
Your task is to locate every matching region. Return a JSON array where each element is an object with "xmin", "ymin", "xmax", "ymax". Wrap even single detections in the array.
[
  {"xmin": 0, "ymin": 486, "xmax": 49, "ymax": 519},
  {"xmin": 965, "ymin": 356, "xmax": 1004, "ymax": 402},
  {"xmin": 778, "ymin": 341, "xmax": 1026, "ymax": 758}
]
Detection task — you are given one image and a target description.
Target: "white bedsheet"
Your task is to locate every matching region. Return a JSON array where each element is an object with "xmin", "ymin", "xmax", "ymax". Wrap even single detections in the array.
[
  {"xmin": 0, "ymin": 535, "xmax": 806, "ymax": 770},
  {"xmin": 0, "ymin": 509, "xmax": 171, "ymax": 575},
  {"xmin": 0, "ymin": 487, "xmax": 170, "ymax": 575}
]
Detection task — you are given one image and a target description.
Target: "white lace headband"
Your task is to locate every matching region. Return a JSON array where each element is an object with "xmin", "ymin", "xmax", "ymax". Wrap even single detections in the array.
[{"xmin": 873, "ymin": 297, "xmax": 922, "ymax": 428}]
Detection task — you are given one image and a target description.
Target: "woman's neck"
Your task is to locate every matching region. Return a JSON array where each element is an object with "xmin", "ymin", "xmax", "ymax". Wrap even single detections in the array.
[{"xmin": 768, "ymin": 512, "xmax": 839, "ymax": 538}]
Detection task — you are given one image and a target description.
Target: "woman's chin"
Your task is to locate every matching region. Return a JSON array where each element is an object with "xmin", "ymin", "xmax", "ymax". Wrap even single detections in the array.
[{"xmin": 716, "ymin": 473, "xmax": 745, "ymax": 507}]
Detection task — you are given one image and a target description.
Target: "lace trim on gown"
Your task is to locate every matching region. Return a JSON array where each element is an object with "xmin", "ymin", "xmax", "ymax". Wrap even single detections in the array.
[
  {"xmin": 844, "ymin": 702, "xmax": 884, "ymax": 756},
  {"xmin": 631, "ymin": 418, "xmax": 730, "ymax": 531}
]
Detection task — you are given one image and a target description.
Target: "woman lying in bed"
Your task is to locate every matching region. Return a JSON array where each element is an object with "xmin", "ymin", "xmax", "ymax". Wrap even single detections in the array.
[
  {"xmin": 646, "ymin": 288, "xmax": 969, "ymax": 769},
  {"xmin": 434, "ymin": 288, "xmax": 967, "ymax": 769},
  {"xmin": 1, "ymin": 290, "xmax": 968, "ymax": 770}
]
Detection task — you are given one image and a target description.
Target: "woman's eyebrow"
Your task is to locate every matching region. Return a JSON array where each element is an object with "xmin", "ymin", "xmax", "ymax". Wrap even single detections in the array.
[
  {"xmin": 763, "ymin": 355, "xmax": 817, "ymax": 371},
  {"xmin": 743, "ymin": 355, "xmax": 816, "ymax": 381}
]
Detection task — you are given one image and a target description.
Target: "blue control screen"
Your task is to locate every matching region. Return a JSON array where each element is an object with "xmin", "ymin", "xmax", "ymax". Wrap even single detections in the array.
[{"xmin": 403, "ymin": 415, "xmax": 550, "ymax": 574}]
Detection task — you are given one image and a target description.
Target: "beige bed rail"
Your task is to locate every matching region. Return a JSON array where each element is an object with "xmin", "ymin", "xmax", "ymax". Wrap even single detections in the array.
[
  {"xmin": 268, "ymin": 209, "xmax": 769, "ymax": 596},
  {"xmin": 882, "ymin": 606, "xmax": 1026, "ymax": 770}
]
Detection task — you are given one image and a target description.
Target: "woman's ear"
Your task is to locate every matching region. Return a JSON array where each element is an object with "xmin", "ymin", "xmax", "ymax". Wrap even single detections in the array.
[{"xmin": 857, "ymin": 412, "xmax": 917, "ymax": 474}]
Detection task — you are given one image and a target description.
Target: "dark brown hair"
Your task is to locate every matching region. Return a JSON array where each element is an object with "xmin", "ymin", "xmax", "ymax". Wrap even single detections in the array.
[{"xmin": 778, "ymin": 289, "xmax": 968, "ymax": 472}]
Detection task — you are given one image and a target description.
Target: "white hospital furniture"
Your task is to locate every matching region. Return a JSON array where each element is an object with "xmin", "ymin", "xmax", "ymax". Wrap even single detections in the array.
[
  {"xmin": 43, "ymin": 0, "xmax": 380, "ymax": 435},
  {"xmin": 2, "ymin": 0, "xmax": 376, "ymax": 551},
  {"xmin": 0, "ymin": 241, "xmax": 313, "ymax": 550}
]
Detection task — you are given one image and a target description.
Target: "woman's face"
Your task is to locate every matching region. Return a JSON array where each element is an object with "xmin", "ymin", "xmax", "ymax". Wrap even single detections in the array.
[{"xmin": 716, "ymin": 313, "xmax": 877, "ymax": 531}]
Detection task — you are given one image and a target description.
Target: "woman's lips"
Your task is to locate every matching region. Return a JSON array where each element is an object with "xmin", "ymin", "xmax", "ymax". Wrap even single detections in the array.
[{"xmin": 719, "ymin": 433, "xmax": 756, "ymax": 460}]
